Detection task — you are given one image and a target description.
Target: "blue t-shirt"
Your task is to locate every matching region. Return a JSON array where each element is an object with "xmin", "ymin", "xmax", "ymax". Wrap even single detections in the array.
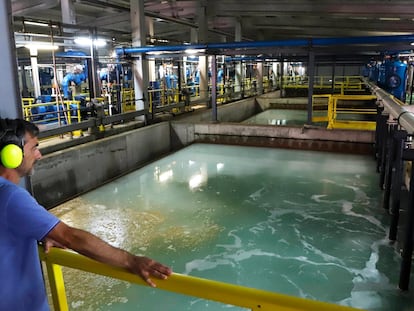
[{"xmin": 0, "ymin": 177, "xmax": 60, "ymax": 311}]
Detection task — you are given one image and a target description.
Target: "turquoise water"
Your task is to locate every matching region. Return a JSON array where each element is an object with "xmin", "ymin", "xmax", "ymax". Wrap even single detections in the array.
[
  {"xmin": 242, "ymin": 109, "xmax": 327, "ymax": 126},
  {"xmin": 242, "ymin": 108, "xmax": 370, "ymax": 126},
  {"xmin": 51, "ymin": 144, "xmax": 414, "ymax": 311}
]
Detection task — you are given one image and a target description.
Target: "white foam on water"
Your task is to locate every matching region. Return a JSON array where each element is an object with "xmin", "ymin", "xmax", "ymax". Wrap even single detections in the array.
[
  {"xmin": 339, "ymin": 291, "xmax": 383, "ymax": 309},
  {"xmin": 300, "ymin": 239, "xmax": 346, "ymax": 265},
  {"xmin": 280, "ymin": 274, "xmax": 315, "ymax": 300},
  {"xmin": 341, "ymin": 201, "xmax": 384, "ymax": 230}
]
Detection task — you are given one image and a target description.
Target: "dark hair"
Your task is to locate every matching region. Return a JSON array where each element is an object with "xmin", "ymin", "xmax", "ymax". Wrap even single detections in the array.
[
  {"xmin": 0, "ymin": 118, "xmax": 39, "ymax": 142},
  {"xmin": 21, "ymin": 119, "xmax": 39, "ymax": 138}
]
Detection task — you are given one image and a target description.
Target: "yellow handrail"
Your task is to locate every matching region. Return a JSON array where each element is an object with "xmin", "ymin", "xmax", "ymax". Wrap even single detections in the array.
[
  {"xmin": 39, "ymin": 247, "xmax": 364, "ymax": 311},
  {"xmin": 21, "ymin": 100, "xmax": 82, "ymax": 124},
  {"xmin": 312, "ymin": 94, "xmax": 377, "ymax": 130}
]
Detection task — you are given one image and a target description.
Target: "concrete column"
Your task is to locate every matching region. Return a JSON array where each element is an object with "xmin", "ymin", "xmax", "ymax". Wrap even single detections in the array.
[
  {"xmin": 197, "ymin": 1, "xmax": 208, "ymax": 100},
  {"xmin": 198, "ymin": 56, "xmax": 208, "ymax": 100},
  {"xmin": 130, "ymin": 0, "xmax": 149, "ymax": 118},
  {"xmin": 60, "ymin": 0, "xmax": 78, "ymax": 99},
  {"xmin": 0, "ymin": 0, "xmax": 22, "ymax": 118},
  {"xmin": 307, "ymin": 50, "xmax": 315, "ymax": 124},
  {"xmin": 211, "ymin": 55, "xmax": 217, "ymax": 121},
  {"xmin": 61, "ymin": 0, "xmax": 76, "ymax": 51},
  {"xmin": 257, "ymin": 61, "xmax": 263, "ymax": 95},
  {"xmin": 331, "ymin": 57, "xmax": 336, "ymax": 94},
  {"xmin": 280, "ymin": 58, "xmax": 285, "ymax": 97},
  {"xmin": 190, "ymin": 28, "xmax": 198, "ymax": 43},
  {"xmin": 61, "ymin": 0, "xmax": 76, "ymax": 26},
  {"xmin": 272, "ymin": 62, "xmax": 278, "ymax": 89},
  {"xmin": 147, "ymin": 17, "xmax": 156, "ymax": 82},
  {"xmin": 89, "ymin": 29, "xmax": 100, "ymax": 99},
  {"xmin": 29, "ymin": 48, "xmax": 41, "ymax": 99},
  {"xmin": 197, "ymin": 2, "xmax": 208, "ymax": 44},
  {"xmin": 234, "ymin": 19, "xmax": 242, "ymax": 93},
  {"xmin": 183, "ymin": 56, "xmax": 188, "ymax": 84},
  {"xmin": 1, "ymin": 0, "xmax": 29, "ymax": 190}
]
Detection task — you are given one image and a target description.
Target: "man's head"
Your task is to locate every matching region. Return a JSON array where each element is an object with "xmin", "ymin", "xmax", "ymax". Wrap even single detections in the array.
[
  {"xmin": 0, "ymin": 118, "xmax": 41, "ymax": 178},
  {"xmin": 73, "ymin": 64, "xmax": 83, "ymax": 74}
]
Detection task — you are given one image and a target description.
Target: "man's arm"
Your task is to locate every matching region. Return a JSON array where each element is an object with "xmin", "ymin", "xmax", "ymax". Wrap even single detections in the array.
[{"xmin": 45, "ymin": 222, "xmax": 172, "ymax": 287}]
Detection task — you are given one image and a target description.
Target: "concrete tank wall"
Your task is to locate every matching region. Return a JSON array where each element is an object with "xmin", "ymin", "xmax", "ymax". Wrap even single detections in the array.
[
  {"xmin": 175, "ymin": 97, "xmax": 260, "ymax": 123},
  {"xmin": 33, "ymin": 122, "xmax": 171, "ymax": 209},
  {"xmin": 33, "ymin": 96, "xmax": 262, "ymax": 209},
  {"xmin": 32, "ymin": 91, "xmax": 375, "ymax": 209}
]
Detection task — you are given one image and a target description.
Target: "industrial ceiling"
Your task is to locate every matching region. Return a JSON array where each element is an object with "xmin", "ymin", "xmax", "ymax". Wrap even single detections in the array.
[{"xmin": 10, "ymin": 0, "xmax": 414, "ymax": 61}]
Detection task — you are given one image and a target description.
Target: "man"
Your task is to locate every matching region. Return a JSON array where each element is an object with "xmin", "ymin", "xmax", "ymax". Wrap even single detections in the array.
[{"xmin": 0, "ymin": 118, "xmax": 172, "ymax": 310}]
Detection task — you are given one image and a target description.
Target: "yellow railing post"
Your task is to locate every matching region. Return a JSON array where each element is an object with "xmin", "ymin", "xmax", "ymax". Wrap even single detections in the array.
[
  {"xmin": 326, "ymin": 96, "xmax": 336, "ymax": 129},
  {"xmin": 39, "ymin": 248, "xmax": 69, "ymax": 311}
]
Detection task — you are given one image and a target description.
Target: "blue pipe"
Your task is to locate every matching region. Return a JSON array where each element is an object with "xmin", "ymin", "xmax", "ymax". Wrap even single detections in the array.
[
  {"xmin": 116, "ymin": 34, "xmax": 414, "ymax": 56},
  {"xmin": 55, "ymin": 50, "xmax": 89, "ymax": 58}
]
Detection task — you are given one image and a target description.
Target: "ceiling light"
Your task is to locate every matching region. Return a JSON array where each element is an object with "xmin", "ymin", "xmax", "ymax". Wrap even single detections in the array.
[
  {"xmin": 379, "ymin": 17, "xmax": 401, "ymax": 21},
  {"xmin": 74, "ymin": 37, "xmax": 107, "ymax": 47},
  {"xmin": 24, "ymin": 43, "xmax": 59, "ymax": 50},
  {"xmin": 185, "ymin": 49, "xmax": 205, "ymax": 55},
  {"xmin": 24, "ymin": 20, "xmax": 58, "ymax": 28}
]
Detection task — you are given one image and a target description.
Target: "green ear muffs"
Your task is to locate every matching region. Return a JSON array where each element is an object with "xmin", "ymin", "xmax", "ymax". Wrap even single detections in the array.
[
  {"xmin": 0, "ymin": 144, "xmax": 23, "ymax": 169},
  {"xmin": 0, "ymin": 119, "xmax": 24, "ymax": 169}
]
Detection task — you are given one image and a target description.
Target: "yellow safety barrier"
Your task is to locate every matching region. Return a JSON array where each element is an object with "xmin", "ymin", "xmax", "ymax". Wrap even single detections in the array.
[
  {"xmin": 283, "ymin": 75, "xmax": 366, "ymax": 95},
  {"xmin": 329, "ymin": 94, "xmax": 377, "ymax": 130},
  {"xmin": 21, "ymin": 100, "xmax": 82, "ymax": 125},
  {"xmin": 312, "ymin": 94, "xmax": 331, "ymax": 123},
  {"xmin": 312, "ymin": 94, "xmax": 377, "ymax": 130},
  {"xmin": 39, "ymin": 247, "xmax": 364, "ymax": 311},
  {"xmin": 22, "ymin": 98, "xmax": 36, "ymax": 121},
  {"xmin": 121, "ymin": 88, "xmax": 135, "ymax": 112}
]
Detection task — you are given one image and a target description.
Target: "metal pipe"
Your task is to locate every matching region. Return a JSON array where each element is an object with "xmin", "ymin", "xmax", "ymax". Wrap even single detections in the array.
[
  {"xmin": 367, "ymin": 82, "xmax": 414, "ymax": 134},
  {"xmin": 116, "ymin": 34, "xmax": 414, "ymax": 56}
]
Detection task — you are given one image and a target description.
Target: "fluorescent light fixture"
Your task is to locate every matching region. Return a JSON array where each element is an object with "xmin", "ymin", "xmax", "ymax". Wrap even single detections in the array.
[
  {"xmin": 24, "ymin": 21, "xmax": 58, "ymax": 28},
  {"xmin": 146, "ymin": 51, "xmax": 164, "ymax": 55},
  {"xmin": 379, "ymin": 17, "xmax": 401, "ymax": 21},
  {"xmin": 74, "ymin": 37, "xmax": 107, "ymax": 47},
  {"xmin": 25, "ymin": 43, "xmax": 59, "ymax": 50},
  {"xmin": 185, "ymin": 49, "xmax": 203, "ymax": 55}
]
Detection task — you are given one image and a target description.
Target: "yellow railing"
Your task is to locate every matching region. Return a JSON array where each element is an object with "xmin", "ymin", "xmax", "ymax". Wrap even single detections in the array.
[
  {"xmin": 312, "ymin": 94, "xmax": 331, "ymax": 123},
  {"xmin": 121, "ymin": 88, "xmax": 135, "ymax": 112},
  {"xmin": 39, "ymin": 247, "xmax": 364, "ymax": 311},
  {"xmin": 312, "ymin": 94, "xmax": 377, "ymax": 130},
  {"xmin": 22, "ymin": 100, "xmax": 82, "ymax": 124},
  {"xmin": 283, "ymin": 75, "xmax": 365, "ymax": 95}
]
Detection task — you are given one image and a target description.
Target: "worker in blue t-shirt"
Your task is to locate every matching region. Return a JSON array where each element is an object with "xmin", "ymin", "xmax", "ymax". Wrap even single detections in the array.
[
  {"xmin": 61, "ymin": 65, "xmax": 87, "ymax": 99},
  {"xmin": 0, "ymin": 118, "xmax": 172, "ymax": 311}
]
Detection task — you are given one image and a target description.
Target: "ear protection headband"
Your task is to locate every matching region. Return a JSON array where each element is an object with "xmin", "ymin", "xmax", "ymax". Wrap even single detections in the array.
[{"xmin": 0, "ymin": 119, "xmax": 24, "ymax": 169}]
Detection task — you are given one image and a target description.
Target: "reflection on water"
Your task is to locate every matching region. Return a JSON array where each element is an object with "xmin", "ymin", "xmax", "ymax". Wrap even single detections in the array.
[
  {"xmin": 51, "ymin": 144, "xmax": 414, "ymax": 311},
  {"xmin": 242, "ymin": 109, "xmax": 326, "ymax": 126}
]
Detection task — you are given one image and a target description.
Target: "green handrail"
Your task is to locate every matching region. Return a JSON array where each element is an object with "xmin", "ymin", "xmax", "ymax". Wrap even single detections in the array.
[{"xmin": 39, "ymin": 247, "xmax": 364, "ymax": 311}]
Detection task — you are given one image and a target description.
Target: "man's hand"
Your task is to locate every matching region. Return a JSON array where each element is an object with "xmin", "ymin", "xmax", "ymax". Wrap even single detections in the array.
[
  {"xmin": 42, "ymin": 237, "xmax": 67, "ymax": 253},
  {"xmin": 46, "ymin": 222, "xmax": 172, "ymax": 287},
  {"xmin": 127, "ymin": 256, "xmax": 172, "ymax": 288}
]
